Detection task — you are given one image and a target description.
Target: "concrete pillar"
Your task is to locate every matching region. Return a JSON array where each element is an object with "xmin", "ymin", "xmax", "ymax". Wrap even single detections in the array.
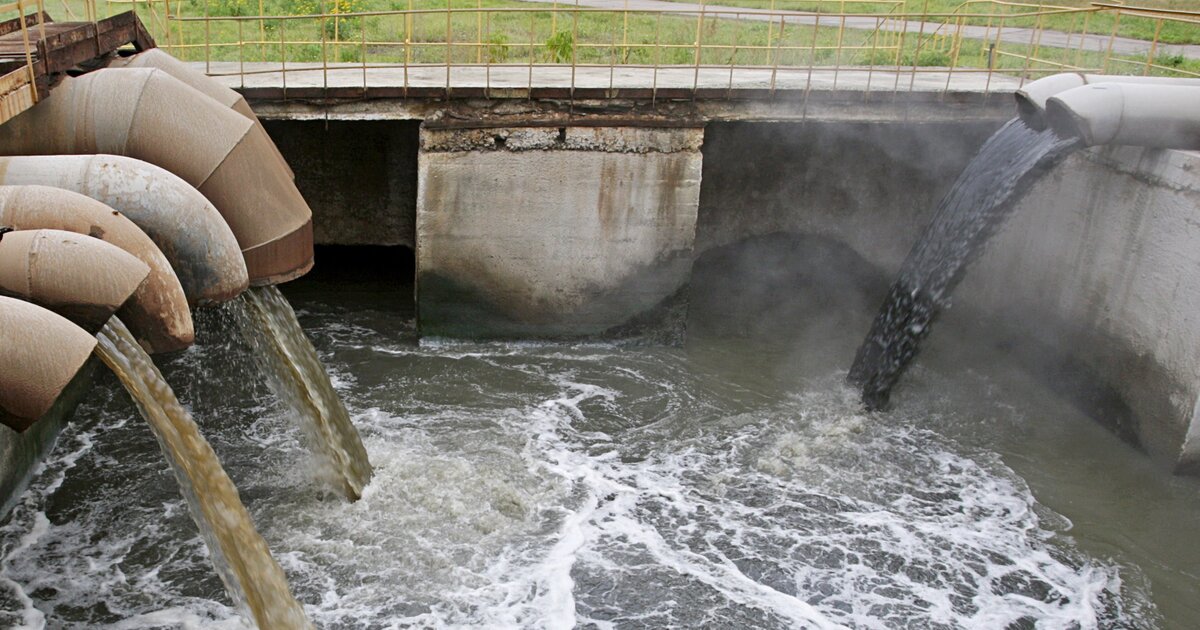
[{"xmin": 416, "ymin": 126, "xmax": 703, "ymax": 338}]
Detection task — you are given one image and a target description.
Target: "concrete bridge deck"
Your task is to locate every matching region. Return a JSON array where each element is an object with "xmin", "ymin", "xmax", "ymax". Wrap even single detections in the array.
[{"xmin": 204, "ymin": 62, "xmax": 1023, "ymax": 122}]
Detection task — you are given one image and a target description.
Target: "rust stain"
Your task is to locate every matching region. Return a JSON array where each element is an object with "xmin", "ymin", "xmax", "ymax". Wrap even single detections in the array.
[
  {"xmin": 597, "ymin": 157, "xmax": 620, "ymax": 239},
  {"xmin": 657, "ymin": 156, "xmax": 688, "ymax": 226}
]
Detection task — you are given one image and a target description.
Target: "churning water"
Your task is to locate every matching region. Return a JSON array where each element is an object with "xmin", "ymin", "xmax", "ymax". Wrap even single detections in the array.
[
  {"xmin": 2, "ymin": 254, "xmax": 1197, "ymax": 629},
  {"xmin": 850, "ymin": 119, "xmax": 1083, "ymax": 409}
]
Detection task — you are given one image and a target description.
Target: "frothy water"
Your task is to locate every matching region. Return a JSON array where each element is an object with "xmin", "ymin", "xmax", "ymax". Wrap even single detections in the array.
[
  {"xmin": 91, "ymin": 317, "xmax": 310, "ymax": 629},
  {"xmin": 850, "ymin": 118, "xmax": 1082, "ymax": 409},
  {"xmin": 0, "ymin": 291, "xmax": 1170, "ymax": 628},
  {"xmin": 238, "ymin": 286, "xmax": 373, "ymax": 500}
]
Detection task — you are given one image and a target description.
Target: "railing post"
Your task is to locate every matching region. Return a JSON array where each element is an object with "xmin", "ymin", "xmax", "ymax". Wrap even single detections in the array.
[
  {"xmin": 692, "ymin": 0, "xmax": 706, "ymax": 95},
  {"xmin": 203, "ymin": 0, "xmax": 210, "ymax": 74},
  {"xmin": 1143, "ymin": 18, "xmax": 1163, "ymax": 76}
]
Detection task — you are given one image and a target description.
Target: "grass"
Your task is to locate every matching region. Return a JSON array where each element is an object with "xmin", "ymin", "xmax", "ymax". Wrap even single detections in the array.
[
  {"xmin": 14, "ymin": 0, "xmax": 1199, "ymax": 76},
  {"xmin": 657, "ymin": 0, "xmax": 1200, "ymax": 45}
]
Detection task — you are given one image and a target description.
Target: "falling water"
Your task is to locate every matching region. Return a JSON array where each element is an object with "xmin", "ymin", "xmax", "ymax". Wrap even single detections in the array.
[
  {"xmin": 95, "ymin": 317, "xmax": 312, "ymax": 629},
  {"xmin": 849, "ymin": 118, "xmax": 1082, "ymax": 410},
  {"xmin": 239, "ymin": 285, "xmax": 373, "ymax": 499}
]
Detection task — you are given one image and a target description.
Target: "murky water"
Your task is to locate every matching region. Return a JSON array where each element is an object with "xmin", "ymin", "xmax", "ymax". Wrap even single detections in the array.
[
  {"xmin": 238, "ymin": 286, "xmax": 373, "ymax": 500},
  {"xmin": 1, "ymin": 247, "xmax": 1197, "ymax": 628}
]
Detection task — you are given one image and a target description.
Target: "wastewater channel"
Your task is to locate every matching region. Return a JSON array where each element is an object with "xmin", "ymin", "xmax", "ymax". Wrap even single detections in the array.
[{"xmin": 0, "ymin": 238, "xmax": 1197, "ymax": 628}]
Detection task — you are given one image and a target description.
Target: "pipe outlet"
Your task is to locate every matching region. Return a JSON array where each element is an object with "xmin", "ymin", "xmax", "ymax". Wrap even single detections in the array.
[
  {"xmin": 0, "ymin": 154, "xmax": 248, "ymax": 305},
  {"xmin": 1045, "ymin": 83, "xmax": 1200, "ymax": 149},
  {"xmin": 0, "ymin": 296, "xmax": 97, "ymax": 432},
  {"xmin": 1016, "ymin": 74, "xmax": 1200, "ymax": 131},
  {"xmin": 0, "ymin": 184, "xmax": 195, "ymax": 352},
  {"xmin": 0, "ymin": 67, "xmax": 313, "ymax": 285},
  {"xmin": 0, "ymin": 229, "xmax": 149, "ymax": 331}
]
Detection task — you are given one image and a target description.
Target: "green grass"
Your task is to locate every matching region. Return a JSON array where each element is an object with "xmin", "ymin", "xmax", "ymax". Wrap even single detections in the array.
[
  {"xmin": 16, "ymin": 0, "xmax": 1198, "ymax": 76},
  {"xmin": 658, "ymin": 0, "xmax": 1200, "ymax": 45}
]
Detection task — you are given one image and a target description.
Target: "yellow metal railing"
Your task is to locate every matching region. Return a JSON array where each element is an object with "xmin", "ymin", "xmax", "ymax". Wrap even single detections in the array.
[{"xmin": 33, "ymin": 1, "xmax": 1200, "ymax": 95}]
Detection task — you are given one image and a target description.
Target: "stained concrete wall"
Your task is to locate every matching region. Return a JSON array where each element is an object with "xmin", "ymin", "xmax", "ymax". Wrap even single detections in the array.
[
  {"xmin": 951, "ymin": 146, "xmax": 1200, "ymax": 472},
  {"xmin": 262, "ymin": 120, "xmax": 419, "ymax": 248},
  {"xmin": 416, "ymin": 126, "xmax": 703, "ymax": 337}
]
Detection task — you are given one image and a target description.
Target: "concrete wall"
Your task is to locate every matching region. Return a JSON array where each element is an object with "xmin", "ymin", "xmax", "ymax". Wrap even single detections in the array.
[
  {"xmin": 416, "ymin": 126, "xmax": 703, "ymax": 337},
  {"xmin": 697, "ymin": 121, "xmax": 1002, "ymax": 274},
  {"xmin": 951, "ymin": 146, "xmax": 1200, "ymax": 472},
  {"xmin": 259, "ymin": 112, "xmax": 1200, "ymax": 472},
  {"xmin": 262, "ymin": 120, "xmax": 419, "ymax": 248}
]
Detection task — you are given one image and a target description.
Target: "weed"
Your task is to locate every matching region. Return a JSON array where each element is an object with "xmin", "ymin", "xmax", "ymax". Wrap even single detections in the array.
[{"xmin": 545, "ymin": 30, "xmax": 574, "ymax": 63}]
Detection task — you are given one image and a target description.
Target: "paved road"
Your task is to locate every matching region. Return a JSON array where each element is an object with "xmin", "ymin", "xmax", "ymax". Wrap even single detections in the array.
[{"xmin": 518, "ymin": 0, "xmax": 1200, "ymax": 59}]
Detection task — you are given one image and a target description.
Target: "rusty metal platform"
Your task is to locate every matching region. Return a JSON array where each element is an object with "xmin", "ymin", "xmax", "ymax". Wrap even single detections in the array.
[{"xmin": 0, "ymin": 10, "xmax": 154, "ymax": 125}]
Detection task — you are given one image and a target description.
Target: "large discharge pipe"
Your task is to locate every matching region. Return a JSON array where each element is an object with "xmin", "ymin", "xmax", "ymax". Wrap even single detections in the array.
[
  {"xmin": 108, "ymin": 49, "xmax": 295, "ymax": 180},
  {"xmin": 1044, "ymin": 83, "xmax": 1200, "ymax": 149},
  {"xmin": 1015, "ymin": 74, "xmax": 1200, "ymax": 130},
  {"xmin": 0, "ymin": 296, "xmax": 97, "ymax": 433},
  {"xmin": 0, "ymin": 184, "xmax": 195, "ymax": 352},
  {"xmin": 0, "ymin": 67, "xmax": 314, "ymax": 284},
  {"xmin": 0, "ymin": 155, "xmax": 248, "ymax": 306},
  {"xmin": 0, "ymin": 229, "xmax": 149, "ymax": 332}
]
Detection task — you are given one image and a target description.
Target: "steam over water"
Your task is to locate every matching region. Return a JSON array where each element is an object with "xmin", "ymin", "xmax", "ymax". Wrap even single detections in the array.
[
  {"xmin": 850, "ymin": 119, "xmax": 1082, "ymax": 409},
  {"xmin": 0, "ymin": 252, "xmax": 1195, "ymax": 628}
]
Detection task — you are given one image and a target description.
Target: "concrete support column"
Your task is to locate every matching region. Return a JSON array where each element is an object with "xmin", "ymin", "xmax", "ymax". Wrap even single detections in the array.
[{"xmin": 415, "ymin": 125, "xmax": 703, "ymax": 338}]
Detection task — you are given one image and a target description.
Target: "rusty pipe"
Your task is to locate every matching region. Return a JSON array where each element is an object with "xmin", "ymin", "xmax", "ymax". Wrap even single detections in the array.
[
  {"xmin": 0, "ymin": 155, "xmax": 248, "ymax": 305},
  {"xmin": 0, "ymin": 296, "xmax": 97, "ymax": 432},
  {"xmin": 0, "ymin": 184, "xmax": 194, "ymax": 352},
  {"xmin": 0, "ymin": 229, "xmax": 149, "ymax": 332},
  {"xmin": 108, "ymin": 49, "xmax": 295, "ymax": 180},
  {"xmin": 0, "ymin": 67, "xmax": 314, "ymax": 285}
]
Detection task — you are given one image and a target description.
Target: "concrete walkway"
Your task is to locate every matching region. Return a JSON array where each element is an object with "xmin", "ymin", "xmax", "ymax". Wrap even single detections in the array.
[
  {"xmin": 204, "ymin": 61, "xmax": 1023, "ymax": 93},
  {"xmin": 518, "ymin": 0, "xmax": 1200, "ymax": 59}
]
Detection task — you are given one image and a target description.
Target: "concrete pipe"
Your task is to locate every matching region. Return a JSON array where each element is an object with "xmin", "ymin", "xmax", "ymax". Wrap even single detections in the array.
[
  {"xmin": 1015, "ymin": 74, "xmax": 1200, "ymax": 130},
  {"xmin": 0, "ymin": 229, "xmax": 149, "ymax": 331},
  {"xmin": 0, "ymin": 67, "xmax": 314, "ymax": 285},
  {"xmin": 1044, "ymin": 83, "xmax": 1200, "ymax": 149},
  {"xmin": 0, "ymin": 155, "xmax": 248, "ymax": 305},
  {"xmin": 0, "ymin": 296, "xmax": 97, "ymax": 432},
  {"xmin": 0, "ymin": 185, "xmax": 194, "ymax": 352},
  {"xmin": 108, "ymin": 49, "xmax": 295, "ymax": 180}
]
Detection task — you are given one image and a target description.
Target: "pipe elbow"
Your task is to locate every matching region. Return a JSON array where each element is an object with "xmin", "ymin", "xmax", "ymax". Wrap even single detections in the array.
[
  {"xmin": 1017, "ymin": 74, "xmax": 1200, "ymax": 139},
  {"xmin": 0, "ymin": 66, "xmax": 313, "ymax": 285},
  {"xmin": 0, "ymin": 229, "xmax": 149, "ymax": 331},
  {"xmin": 0, "ymin": 295, "xmax": 96, "ymax": 432},
  {"xmin": 1015, "ymin": 73, "xmax": 1086, "ymax": 130},
  {"xmin": 109, "ymin": 49, "xmax": 295, "ymax": 180},
  {"xmin": 1046, "ymin": 83, "xmax": 1200, "ymax": 149},
  {"xmin": 0, "ymin": 184, "xmax": 195, "ymax": 352},
  {"xmin": 0, "ymin": 155, "xmax": 249, "ymax": 306},
  {"xmin": 0, "ymin": 297, "xmax": 98, "ymax": 433}
]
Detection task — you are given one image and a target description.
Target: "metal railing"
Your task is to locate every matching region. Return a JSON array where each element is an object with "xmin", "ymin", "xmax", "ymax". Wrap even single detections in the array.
[
  {"xmin": 0, "ymin": 0, "xmax": 45, "ymax": 122},
  {"xmin": 26, "ymin": 1, "xmax": 1200, "ymax": 96}
]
